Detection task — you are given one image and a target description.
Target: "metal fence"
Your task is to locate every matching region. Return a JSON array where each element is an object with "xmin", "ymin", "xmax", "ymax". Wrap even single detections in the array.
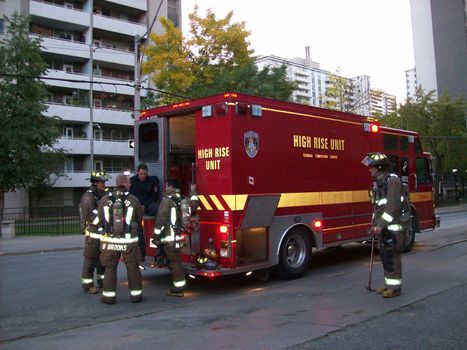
[{"xmin": 2, "ymin": 207, "xmax": 80, "ymax": 235}]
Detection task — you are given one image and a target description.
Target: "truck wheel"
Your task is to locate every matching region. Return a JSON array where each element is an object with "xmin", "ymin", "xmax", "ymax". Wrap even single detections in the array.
[
  {"xmin": 274, "ymin": 228, "xmax": 312, "ymax": 279},
  {"xmin": 402, "ymin": 217, "xmax": 417, "ymax": 253}
]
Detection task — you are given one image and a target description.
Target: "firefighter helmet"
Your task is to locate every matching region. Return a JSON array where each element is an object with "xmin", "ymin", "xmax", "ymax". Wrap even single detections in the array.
[
  {"xmin": 203, "ymin": 247, "xmax": 219, "ymax": 260},
  {"xmin": 361, "ymin": 153, "xmax": 390, "ymax": 170},
  {"xmin": 90, "ymin": 170, "xmax": 108, "ymax": 183},
  {"xmin": 196, "ymin": 256, "xmax": 218, "ymax": 270}
]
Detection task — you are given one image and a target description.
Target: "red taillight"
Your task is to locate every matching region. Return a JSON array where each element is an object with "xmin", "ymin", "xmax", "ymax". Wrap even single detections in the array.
[
  {"xmin": 312, "ymin": 219, "xmax": 323, "ymax": 230},
  {"xmin": 203, "ymin": 271, "xmax": 220, "ymax": 278},
  {"xmin": 219, "ymin": 225, "xmax": 230, "ymax": 258}
]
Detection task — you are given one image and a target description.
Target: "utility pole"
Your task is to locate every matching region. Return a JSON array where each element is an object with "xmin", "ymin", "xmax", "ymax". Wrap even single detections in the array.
[
  {"xmin": 89, "ymin": 0, "xmax": 94, "ymax": 170},
  {"xmin": 133, "ymin": 0, "xmax": 165, "ymax": 121},
  {"xmin": 134, "ymin": 35, "xmax": 141, "ymax": 121}
]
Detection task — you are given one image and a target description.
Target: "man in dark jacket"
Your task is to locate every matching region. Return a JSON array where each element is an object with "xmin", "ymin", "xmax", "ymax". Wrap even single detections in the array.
[
  {"xmin": 130, "ymin": 163, "xmax": 159, "ymax": 262},
  {"xmin": 79, "ymin": 170, "xmax": 108, "ymax": 294}
]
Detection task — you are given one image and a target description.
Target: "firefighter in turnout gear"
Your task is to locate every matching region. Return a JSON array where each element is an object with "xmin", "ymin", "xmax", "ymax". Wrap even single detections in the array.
[
  {"xmin": 153, "ymin": 179, "xmax": 199, "ymax": 297},
  {"xmin": 79, "ymin": 170, "xmax": 108, "ymax": 294},
  {"xmin": 98, "ymin": 174, "xmax": 144, "ymax": 304},
  {"xmin": 362, "ymin": 152, "xmax": 404, "ymax": 298}
]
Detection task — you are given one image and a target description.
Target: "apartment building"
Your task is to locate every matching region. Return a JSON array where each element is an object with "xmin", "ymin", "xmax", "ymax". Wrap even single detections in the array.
[
  {"xmin": 370, "ymin": 89, "xmax": 397, "ymax": 116},
  {"xmin": 405, "ymin": 68, "xmax": 417, "ymax": 100},
  {"xmin": 255, "ymin": 53, "xmax": 371, "ymax": 116},
  {"xmin": 2, "ymin": 0, "xmax": 181, "ymax": 208}
]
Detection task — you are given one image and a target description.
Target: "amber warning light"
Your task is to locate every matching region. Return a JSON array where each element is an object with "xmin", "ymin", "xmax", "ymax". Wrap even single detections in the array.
[{"xmin": 363, "ymin": 121, "xmax": 380, "ymax": 133}]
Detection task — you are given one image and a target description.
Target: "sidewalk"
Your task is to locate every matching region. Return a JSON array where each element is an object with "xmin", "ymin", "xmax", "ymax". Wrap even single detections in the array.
[
  {"xmin": 0, "ymin": 234, "xmax": 83, "ymax": 256},
  {"xmin": 1, "ymin": 204, "xmax": 466, "ymax": 256}
]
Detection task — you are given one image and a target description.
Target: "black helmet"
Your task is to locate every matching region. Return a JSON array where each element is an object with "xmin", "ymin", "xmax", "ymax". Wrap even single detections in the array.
[
  {"xmin": 196, "ymin": 256, "xmax": 218, "ymax": 270},
  {"xmin": 90, "ymin": 170, "xmax": 108, "ymax": 183},
  {"xmin": 361, "ymin": 153, "xmax": 390, "ymax": 170}
]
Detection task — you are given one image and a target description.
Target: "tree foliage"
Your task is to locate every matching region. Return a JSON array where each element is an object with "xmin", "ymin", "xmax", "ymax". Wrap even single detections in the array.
[
  {"xmin": 143, "ymin": 6, "xmax": 296, "ymax": 104},
  {"xmin": 325, "ymin": 69, "xmax": 351, "ymax": 112},
  {"xmin": 0, "ymin": 13, "xmax": 64, "ymax": 198},
  {"xmin": 381, "ymin": 87, "xmax": 467, "ymax": 179},
  {"xmin": 325, "ymin": 69, "xmax": 369, "ymax": 114}
]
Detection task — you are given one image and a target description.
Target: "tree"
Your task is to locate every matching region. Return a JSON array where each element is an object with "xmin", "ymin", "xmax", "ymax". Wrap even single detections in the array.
[
  {"xmin": 325, "ymin": 69, "xmax": 370, "ymax": 114},
  {"xmin": 0, "ymin": 13, "xmax": 64, "ymax": 222},
  {"xmin": 325, "ymin": 69, "xmax": 351, "ymax": 112},
  {"xmin": 143, "ymin": 6, "xmax": 296, "ymax": 104},
  {"xmin": 381, "ymin": 87, "xmax": 467, "ymax": 198}
]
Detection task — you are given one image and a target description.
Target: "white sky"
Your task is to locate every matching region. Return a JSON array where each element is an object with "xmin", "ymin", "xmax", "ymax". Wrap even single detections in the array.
[{"xmin": 181, "ymin": 0, "xmax": 415, "ymax": 103}]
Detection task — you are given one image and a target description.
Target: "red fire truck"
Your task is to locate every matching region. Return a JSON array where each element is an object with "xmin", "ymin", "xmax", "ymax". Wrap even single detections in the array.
[{"xmin": 135, "ymin": 92, "xmax": 438, "ymax": 279}]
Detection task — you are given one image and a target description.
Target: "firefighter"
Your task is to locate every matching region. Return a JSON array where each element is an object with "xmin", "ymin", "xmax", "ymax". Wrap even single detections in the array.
[
  {"xmin": 79, "ymin": 170, "xmax": 108, "ymax": 294},
  {"xmin": 362, "ymin": 152, "xmax": 404, "ymax": 298},
  {"xmin": 153, "ymin": 179, "xmax": 199, "ymax": 297},
  {"xmin": 98, "ymin": 174, "xmax": 144, "ymax": 304}
]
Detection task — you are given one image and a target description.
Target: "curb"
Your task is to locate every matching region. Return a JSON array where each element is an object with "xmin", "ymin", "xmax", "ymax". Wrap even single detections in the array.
[{"xmin": 0, "ymin": 246, "xmax": 82, "ymax": 257}]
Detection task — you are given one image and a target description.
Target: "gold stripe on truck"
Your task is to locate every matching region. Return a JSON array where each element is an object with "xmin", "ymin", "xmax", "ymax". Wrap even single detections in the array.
[{"xmin": 201, "ymin": 191, "xmax": 433, "ymax": 211}]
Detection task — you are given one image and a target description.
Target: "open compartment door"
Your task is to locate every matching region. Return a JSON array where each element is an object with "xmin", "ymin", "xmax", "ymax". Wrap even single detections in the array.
[
  {"xmin": 236, "ymin": 194, "xmax": 281, "ymax": 265},
  {"xmin": 239, "ymin": 194, "xmax": 281, "ymax": 229}
]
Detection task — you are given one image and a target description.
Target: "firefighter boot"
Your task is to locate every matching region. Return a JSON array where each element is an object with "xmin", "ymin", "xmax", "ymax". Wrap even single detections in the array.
[
  {"xmin": 376, "ymin": 286, "xmax": 388, "ymax": 294},
  {"xmin": 167, "ymin": 289, "xmax": 184, "ymax": 297},
  {"xmin": 83, "ymin": 286, "xmax": 99, "ymax": 294},
  {"xmin": 100, "ymin": 296, "xmax": 116, "ymax": 304},
  {"xmin": 382, "ymin": 289, "xmax": 401, "ymax": 298},
  {"xmin": 131, "ymin": 295, "xmax": 143, "ymax": 303}
]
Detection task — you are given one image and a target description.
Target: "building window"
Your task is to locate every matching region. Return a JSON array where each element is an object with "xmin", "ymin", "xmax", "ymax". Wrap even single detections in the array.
[{"xmin": 168, "ymin": 0, "xmax": 179, "ymax": 26}]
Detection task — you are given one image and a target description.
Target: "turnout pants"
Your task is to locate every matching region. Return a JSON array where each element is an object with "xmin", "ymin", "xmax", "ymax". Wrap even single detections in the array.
[
  {"xmin": 163, "ymin": 242, "xmax": 186, "ymax": 292},
  {"xmin": 379, "ymin": 230, "xmax": 403, "ymax": 291},
  {"xmin": 100, "ymin": 243, "xmax": 142, "ymax": 303},
  {"xmin": 82, "ymin": 236, "xmax": 104, "ymax": 289}
]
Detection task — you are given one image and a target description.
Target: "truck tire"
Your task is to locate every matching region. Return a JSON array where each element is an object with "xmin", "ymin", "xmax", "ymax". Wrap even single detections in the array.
[
  {"xmin": 402, "ymin": 214, "xmax": 418, "ymax": 253},
  {"xmin": 274, "ymin": 228, "xmax": 312, "ymax": 279}
]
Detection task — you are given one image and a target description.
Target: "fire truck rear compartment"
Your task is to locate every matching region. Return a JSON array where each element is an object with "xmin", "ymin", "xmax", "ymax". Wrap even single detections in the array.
[
  {"xmin": 235, "ymin": 195, "xmax": 281, "ymax": 265},
  {"xmin": 168, "ymin": 115, "xmax": 195, "ymax": 194},
  {"xmin": 235, "ymin": 227, "xmax": 268, "ymax": 265}
]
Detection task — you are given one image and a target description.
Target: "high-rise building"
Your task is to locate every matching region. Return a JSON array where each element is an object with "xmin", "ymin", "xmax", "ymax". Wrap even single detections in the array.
[
  {"xmin": 1, "ymin": 0, "xmax": 181, "ymax": 209},
  {"xmin": 255, "ymin": 53, "xmax": 372, "ymax": 116},
  {"xmin": 410, "ymin": 0, "xmax": 467, "ymax": 98},
  {"xmin": 370, "ymin": 90, "xmax": 397, "ymax": 116},
  {"xmin": 405, "ymin": 68, "xmax": 417, "ymax": 100}
]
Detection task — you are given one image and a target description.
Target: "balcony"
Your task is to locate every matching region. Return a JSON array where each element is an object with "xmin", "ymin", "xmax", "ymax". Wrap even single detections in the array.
[
  {"xmin": 93, "ymin": 108, "xmax": 133, "ymax": 126},
  {"xmin": 43, "ymin": 69, "xmax": 146, "ymax": 96},
  {"xmin": 55, "ymin": 137, "xmax": 90, "ymax": 155},
  {"xmin": 44, "ymin": 69, "xmax": 90, "ymax": 90},
  {"xmin": 30, "ymin": 0, "xmax": 89, "ymax": 29},
  {"xmin": 45, "ymin": 103, "xmax": 133, "ymax": 125},
  {"xmin": 105, "ymin": 0, "xmax": 147, "ymax": 11},
  {"xmin": 33, "ymin": 35, "xmax": 90, "ymax": 59},
  {"xmin": 45, "ymin": 104, "xmax": 90, "ymax": 123},
  {"xmin": 93, "ymin": 14, "xmax": 146, "ymax": 37},
  {"xmin": 94, "ymin": 46, "xmax": 134, "ymax": 67},
  {"xmin": 93, "ymin": 139, "xmax": 134, "ymax": 156},
  {"xmin": 55, "ymin": 137, "xmax": 134, "ymax": 157}
]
